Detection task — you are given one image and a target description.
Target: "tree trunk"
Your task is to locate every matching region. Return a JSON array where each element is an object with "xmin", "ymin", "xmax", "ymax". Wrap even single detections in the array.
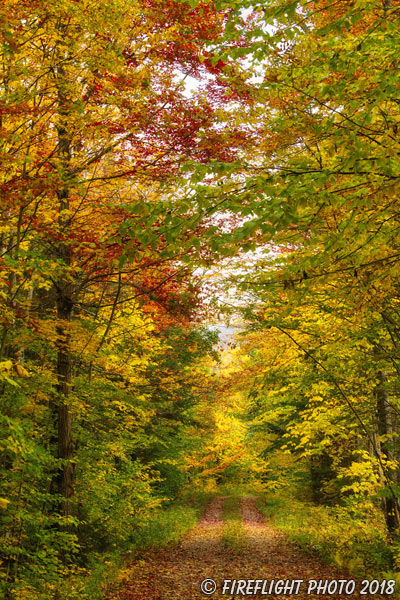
[
  {"xmin": 375, "ymin": 367, "xmax": 400, "ymax": 534},
  {"xmin": 55, "ymin": 280, "xmax": 74, "ymax": 518},
  {"xmin": 52, "ymin": 21, "xmax": 75, "ymax": 522}
]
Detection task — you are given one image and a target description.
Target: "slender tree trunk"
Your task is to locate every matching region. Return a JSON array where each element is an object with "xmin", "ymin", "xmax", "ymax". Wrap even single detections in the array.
[
  {"xmin": 52, "ymin": 21, "xmax": 75, "ymax": 521},
  {"xmin": 375, "ymin": 367, "xmax": 400, "ymax": 534},
  {"xmin": 55, "ymin": 264, "xmax": 74, "ymax": 518}
]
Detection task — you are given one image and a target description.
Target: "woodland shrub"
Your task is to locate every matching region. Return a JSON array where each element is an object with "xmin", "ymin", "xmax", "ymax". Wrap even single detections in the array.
[
  {"xmin": 4, "ymin": 498, "xmax": 207, "ymax": 600},
  {"xmin": 94, "ymin": 494, "xmax": 212, "ymax": 599},
  {"xmin": 258, "ymin": 494, "xmax": 392, "ymax": 577},
  {"xmin": 132, "ymin": 504, "xmax": 199, "ymax": 551}
]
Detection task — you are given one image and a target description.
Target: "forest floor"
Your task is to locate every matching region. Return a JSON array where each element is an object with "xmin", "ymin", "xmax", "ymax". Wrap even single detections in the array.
[{"xmin": 108, "ymin": 497, "xmax": 389, "ymax": 600}]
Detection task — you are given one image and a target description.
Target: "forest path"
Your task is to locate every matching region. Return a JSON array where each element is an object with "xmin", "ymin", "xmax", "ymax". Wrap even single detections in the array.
[{"xmin": 109, "ymin": 496, "xmax": 388, "ymax": 600}]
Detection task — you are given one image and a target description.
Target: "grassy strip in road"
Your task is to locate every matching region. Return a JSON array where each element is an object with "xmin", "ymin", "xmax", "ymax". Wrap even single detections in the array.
[
  {"xmin": 223, "ymin": 495, "xmax": 241, "ymax": 521},
  {"xmin": 221, "ymin": 496, "xmax": 245, "ymax": 554}
]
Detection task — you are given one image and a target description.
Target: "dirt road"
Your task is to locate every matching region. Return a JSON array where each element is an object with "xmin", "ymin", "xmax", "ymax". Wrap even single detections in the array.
[{"xmin": 109, "ymin": 497, "xmax": 390, "ymax": 600}]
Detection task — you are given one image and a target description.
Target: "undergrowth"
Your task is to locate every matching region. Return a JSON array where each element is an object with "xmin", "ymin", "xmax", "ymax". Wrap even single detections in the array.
[
  {"xmin": 99, "ymin": 491, "xmax": 213, "ymax": 598},
  {"xmin": 33, "ymin": 492, "xmax": 212, "ymax": 600},
  {"xmin": 257, "ymin": 493, "xmax": 396, "ymax": 580}
]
